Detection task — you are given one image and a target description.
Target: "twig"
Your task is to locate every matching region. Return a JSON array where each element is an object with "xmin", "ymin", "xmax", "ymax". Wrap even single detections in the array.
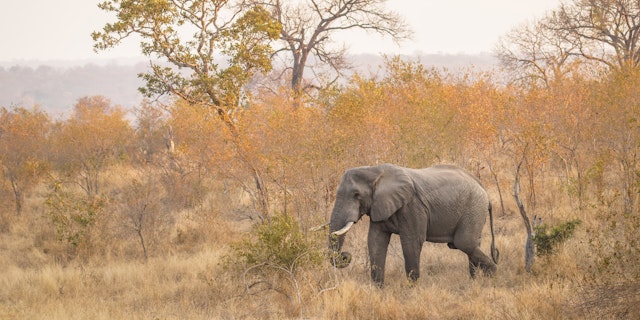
[{"xmin": 309, "ymin": 222, "xmax": 329, "ymax": 232}]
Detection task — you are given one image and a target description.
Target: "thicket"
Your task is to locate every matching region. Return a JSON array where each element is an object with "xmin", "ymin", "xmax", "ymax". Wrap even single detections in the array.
[{"xmin": 1, "ymin": 58, "xmax": 639, "ymax": 317}]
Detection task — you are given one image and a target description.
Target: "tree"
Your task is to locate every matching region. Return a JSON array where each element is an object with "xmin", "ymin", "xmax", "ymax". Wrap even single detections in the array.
[
  {"xmin": 116, "ymin": 174, "xmax": 167, "ymax": 261},
  {"xmin": 257, "ymin": 0, "xmax": 411, "ymax": 99},
  {"xmin": 133, "ymin": 100, "xmax": 169, "ymax": 164},
  {"xmin": 0, "ymin": 107, "xmax": 50, "ymax": 214},
  {"xmin": 550, "ymin": 0, "xmax": 640, "ymax": 70},
  {"xmin": 52, "ymin": 96, "xmax": 132, "ymax": 198},
  {"xmin": 497, "ymin": 0, "xmax": 640, "ymax": 80},
  {"xmin": 495, "ymin": 18, "xmax": 585, "ymax": 87},
  {"xmin": 94, "ymin": 0, "xmax": 281, "ymax": 218},
  {"xmin": 591, "ymin": 69, "xmax": 640, "ymax": 214},
  {"xmin": 545, "ymin": 78, "xmax": 595, "ymax": 210}
]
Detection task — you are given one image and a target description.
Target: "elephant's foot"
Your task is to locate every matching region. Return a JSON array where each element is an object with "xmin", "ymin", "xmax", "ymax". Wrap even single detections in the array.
[
  {"xmin": 481, "ymin": 262, "xmax": 497, "ymax": 277},
  {"xmin": 470, "ymin": 261, "xmax": 497, "ymax": 278},
  {"xmin": 467, "ymin": 248, "xmax": 497, "ymax": 278},
  {"xmin": 371, "ymin": 264, "xmax": 385, "ymax": 287},
  {"xmin": 406, "ymin": 269, "xmax": 419, "ymax": 285}
]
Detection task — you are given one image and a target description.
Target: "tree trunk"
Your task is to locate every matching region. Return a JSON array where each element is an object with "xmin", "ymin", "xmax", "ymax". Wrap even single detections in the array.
[
  {"xmin": 217, "ymin": 107, "xmax": 270, "ymax": 220},
  {"xmin": 136, "ymin": 227, "xmax": 148, "ymax": 261},
  {"xmin": 488, "ymin": 161, "xmax": 506, "ymax": 216},
  {"xmin": 514, "ymin": 159, "xmax": 535, "ymax": 273},
  {"xmin": 9, "ymin": 177, "xmax": 23, "ymax": 215}
]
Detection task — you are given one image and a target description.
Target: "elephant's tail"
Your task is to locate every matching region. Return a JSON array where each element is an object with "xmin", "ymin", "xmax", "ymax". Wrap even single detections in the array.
[{"xmin": 489, "ymin": 202, "xmax": 500, "ymax": 264}]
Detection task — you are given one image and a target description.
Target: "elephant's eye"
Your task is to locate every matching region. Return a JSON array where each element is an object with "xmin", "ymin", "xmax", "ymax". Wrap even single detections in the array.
[{"xmin": 353, "ymin": 192, "xmax": 360, "ymax": 199}]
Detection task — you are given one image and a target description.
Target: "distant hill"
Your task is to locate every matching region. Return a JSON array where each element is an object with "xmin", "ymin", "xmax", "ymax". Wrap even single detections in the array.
[
  {"xmin": 0, "ymin": 60, "xmax": 148, "ymax": 117},
  {"xmin": 0, "ymin": 53, "xmax": 497, "ymax": 116}
]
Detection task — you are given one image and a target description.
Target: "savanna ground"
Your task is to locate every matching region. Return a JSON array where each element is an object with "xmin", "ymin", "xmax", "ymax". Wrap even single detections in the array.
[
  {"xmin": 0, "ymin": 181, "xmax": 632, "ymax": 320},
  {"xmin": 1, "ymin": 60, "xmax": 640, "ymax": 319}
]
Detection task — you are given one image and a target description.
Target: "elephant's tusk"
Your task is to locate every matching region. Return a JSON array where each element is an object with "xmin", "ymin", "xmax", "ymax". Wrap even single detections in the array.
[
  {"xmin": 309, "ymin": 222, "xmax": 330, "ymax": 232},
  {"xmin": 331, "ymin": 221, "xmax": 354, "ymax": 236}
]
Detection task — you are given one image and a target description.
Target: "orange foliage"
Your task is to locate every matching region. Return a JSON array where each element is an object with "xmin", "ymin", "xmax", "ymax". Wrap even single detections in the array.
[
  {"xmin": 0, "ymin": 106, "xmax": 50, "ymax": 214},
  {"xmin": 4, "ymin": 58, "xmax": 639, "ymax": 231},
  {"xmin": 51, "ymin": 96, "xmax": 133, "ymax": 197}
]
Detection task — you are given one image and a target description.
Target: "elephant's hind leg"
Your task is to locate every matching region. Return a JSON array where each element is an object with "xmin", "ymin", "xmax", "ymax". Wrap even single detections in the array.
[
  {"xmin": 464, "ymin": 247, "xmax": 496, "ymax": 277},
  {"xmin": 452, "ymin": 234, "xmax": 496, "ymax": 277},
  {"xmin": 450, "ymin": 241, "xmax": 480, "ymax": 277}
]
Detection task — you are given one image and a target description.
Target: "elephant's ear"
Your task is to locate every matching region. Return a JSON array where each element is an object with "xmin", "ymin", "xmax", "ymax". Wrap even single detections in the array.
[{"xmin": 371, "ymin": 165, "xmax": 415, "ymax": 222}]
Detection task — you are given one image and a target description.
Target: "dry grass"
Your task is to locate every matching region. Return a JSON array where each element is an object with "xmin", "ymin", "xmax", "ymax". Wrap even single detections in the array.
[
  {"xmin": 0, "ymin": 247, "xmax": 232, "ymax": 319},
  {"xmin": 0, "ymin": 216, "xmax": 582, "ymax": 319},
  {"xmin": 0, "ymin": 179, "xmax": 634, "ymax": 320}
]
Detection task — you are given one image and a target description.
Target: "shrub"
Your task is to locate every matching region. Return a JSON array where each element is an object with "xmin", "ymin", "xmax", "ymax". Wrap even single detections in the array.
[
  {"xmin": 225, "ymin": 213, "xmax": 323, "ymax": 303},
  {"xmin": 575, "ymin": 205, "xmax": 640, "ymax": 319},
  {"xmin": 45, "ymin": 183, "xmax": 105, "ymax": 256},
  {"xmin": 533, "ymin": 219, "xmax": 581, "ymax": 256}
]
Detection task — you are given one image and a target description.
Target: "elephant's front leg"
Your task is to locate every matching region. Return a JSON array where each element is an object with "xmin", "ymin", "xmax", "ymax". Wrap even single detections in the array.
[
  {"xmin": 368, "ymin": 223, "xmax": 391, "ymax": 287},
  {"xmin": 400, "ymin": 235, "xmax": 423, "ymax": 282}
]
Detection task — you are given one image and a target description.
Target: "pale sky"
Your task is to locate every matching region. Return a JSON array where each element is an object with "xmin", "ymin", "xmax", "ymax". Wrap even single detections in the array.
[{"xmin": 0, "ymin": 0, "xmax": 560, "ymax": 62}]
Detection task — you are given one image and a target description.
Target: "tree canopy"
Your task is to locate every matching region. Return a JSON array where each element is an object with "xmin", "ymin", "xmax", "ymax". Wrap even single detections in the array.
[{"xmin": 93, "ymin": 0, "xmax": 281, "ymax": 111}]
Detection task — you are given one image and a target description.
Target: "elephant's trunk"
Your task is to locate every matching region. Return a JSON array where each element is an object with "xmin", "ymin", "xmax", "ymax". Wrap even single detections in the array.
[{"xmin": 328, "ymin": 221, "xmax": 353, "ymax": 268}]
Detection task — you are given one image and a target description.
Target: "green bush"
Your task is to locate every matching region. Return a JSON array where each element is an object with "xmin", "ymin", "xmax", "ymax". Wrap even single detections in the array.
[
  {"xmin": 45, "ymin": 184, "xmax": 105, "ymax": 252},
  {"xmin": 225, "ymin": 213, "xmax": 324, "ymax": 303},
  {"xmin": 229, "ymin": 213, "xmax": 322, "ymax": 272},
  {"xmin": 533, "ymin": 219, "xmax": 581, "ymax": 256}
]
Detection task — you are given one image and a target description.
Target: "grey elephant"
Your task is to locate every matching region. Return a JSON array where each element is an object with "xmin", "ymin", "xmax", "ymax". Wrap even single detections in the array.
[{"xmin": 328, "ymin": 164, "xmax": 499, "ymax": 286}]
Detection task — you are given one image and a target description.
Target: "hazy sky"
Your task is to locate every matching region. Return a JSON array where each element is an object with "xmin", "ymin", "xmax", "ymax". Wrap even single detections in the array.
[{"xmin": 0, "ymin": 0, "xmax": 560, "ymax": 62}]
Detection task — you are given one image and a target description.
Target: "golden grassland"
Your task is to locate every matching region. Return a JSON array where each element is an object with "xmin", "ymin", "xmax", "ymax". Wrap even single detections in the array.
[{"xmin": 1, "ymin": 179, "xmax": 634, "ymax": 320}]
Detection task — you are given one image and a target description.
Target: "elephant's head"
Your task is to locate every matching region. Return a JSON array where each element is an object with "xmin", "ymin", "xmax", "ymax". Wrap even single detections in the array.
[{"xmin": 328, "ymin": 164, "xmax": 414, "ymax": 268}]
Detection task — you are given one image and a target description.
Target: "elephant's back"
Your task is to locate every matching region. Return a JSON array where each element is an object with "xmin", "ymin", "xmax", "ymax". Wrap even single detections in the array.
[
  {"xmin": 426, "ymin": 164, "xmax": 482, "ymax": 183},
  {"xmin": 414, "ymin": 165, "xmax": 489, "ymax": 220},
  {"xmin": 418, "ymin": 165, "xmax": 484, "ymax": 191}
]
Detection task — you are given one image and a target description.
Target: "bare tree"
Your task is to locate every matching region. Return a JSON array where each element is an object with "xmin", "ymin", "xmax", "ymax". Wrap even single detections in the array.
[
  {"xmin": 255, "ymin": 0, "xmax": 412, "ymax": 99},
  {"xmin": 550, "ymin": 0, "xmax": 640, "ymax": 71},
  {"xmin": 514, "ymin": 156, "xmax": 536, "ymax": 273},
  {"xmin": 495, "ymin": 18, "xmax": 584, "ymax": 87},
  {"xmin": 117, "ymin": 174, "xmax": 167, "ymax": 261},
  {"xmin": 498, "ymin": 0, "xmax": 640, "ymax": 81}
]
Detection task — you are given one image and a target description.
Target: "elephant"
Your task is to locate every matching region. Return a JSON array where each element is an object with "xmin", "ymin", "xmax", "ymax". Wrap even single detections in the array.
[{"xmin": 328, "ymin": 163, "xmax": 499, "ymax": 287}]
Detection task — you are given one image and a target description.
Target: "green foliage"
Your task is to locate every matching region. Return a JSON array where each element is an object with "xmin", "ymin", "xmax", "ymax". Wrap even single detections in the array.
[
  {"xmin": 45, "ymin": 183, "xmax": 105, "ymax": 248},
  {"xmin": 94, "ymin": 0, "xmax": 281, "ymax": 109},
  {"xmin": 533, "ymin": 219, "xmax": 581, "ymax": 256},
  {"xmin": 225, "ymin": 213, "xmax": 324, "ymax": 303},
  {"xmin": 228, "ymin": 213, "xmax": 322, "ymax": 273}
]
